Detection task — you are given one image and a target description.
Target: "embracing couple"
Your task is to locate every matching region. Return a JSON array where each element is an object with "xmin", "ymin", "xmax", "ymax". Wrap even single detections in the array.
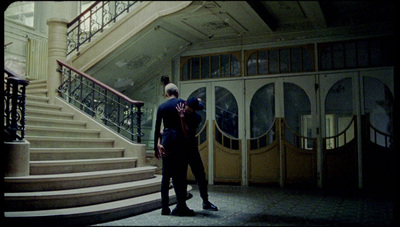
[{"xmin": 153, "ymin": 83, "xmax": 218, "ymax": 216}]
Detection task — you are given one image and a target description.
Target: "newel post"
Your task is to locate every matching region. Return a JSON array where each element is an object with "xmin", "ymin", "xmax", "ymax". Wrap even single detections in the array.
[{"xmin": 47, "ymin": 18, "xmax": 68, "ymax": 104}]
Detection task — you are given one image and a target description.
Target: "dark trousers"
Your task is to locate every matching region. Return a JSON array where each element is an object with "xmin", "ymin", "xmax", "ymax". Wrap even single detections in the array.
[
  {"xmin": 188, "ymin": 145, "xmax": 208, "ymax": 202},
  {"xmin": 161, "ymin": 152, "xmax": 188, "ymax": 209}
]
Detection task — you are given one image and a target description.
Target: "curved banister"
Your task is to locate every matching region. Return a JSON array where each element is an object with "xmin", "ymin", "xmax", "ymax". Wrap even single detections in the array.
[
  {"xmin": 5, "ymin": 66, "xmax": 30, "ymax": 84},
  {"xmin": 57, "ymin": 60, "xmax": 143, "ymax": 107},
  {"xmin": 4, "ymin": 67, "xmax": 29, "ymax": 141},
  {"xmin": 67, "ymin": 1, "xmax": 101, "ymax": 28},
  {"xmin": 66, "ymin": 1, "xmax": 140, "ymax": 55},
  {"xmin": 56, "ymin": 60, "xmax": 144, "ymax": 143}
]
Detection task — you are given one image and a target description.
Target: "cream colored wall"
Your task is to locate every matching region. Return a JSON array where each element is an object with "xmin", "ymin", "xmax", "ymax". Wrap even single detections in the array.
[{"xmin": 4, "ymin": 1, "xmax": 79, "ymax": 77}]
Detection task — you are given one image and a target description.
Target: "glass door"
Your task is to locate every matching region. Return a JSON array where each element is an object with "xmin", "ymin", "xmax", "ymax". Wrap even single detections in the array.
[
  {"xmin": 281, "ymin": 75, "xmax": 318, "ymax": 186},
  {"xmin": 318, "ymin": 72, "xmax": 358, "ymax": 189},
  {"xmin": 211, "ymin": 80, "xmax": 244, "ymax": 185},
  {"xmin": 245, "ymin": 78, "xmax": 279, "ymax": 185}
]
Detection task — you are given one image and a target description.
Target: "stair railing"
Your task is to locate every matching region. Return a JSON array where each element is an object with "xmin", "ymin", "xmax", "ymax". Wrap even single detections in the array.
[
  {"xmin": 4, "ymin": 67, "xmax": 30, "ymax": 142},
  {"xmin": 67, "ymin": 1, "xmax": 140, "ymax": 56},
  {"xmin": 56, "ymin": 60, "xmax": 144, "ymax": 143}
]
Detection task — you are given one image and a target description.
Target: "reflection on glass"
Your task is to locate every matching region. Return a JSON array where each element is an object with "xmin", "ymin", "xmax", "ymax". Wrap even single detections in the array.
[
  {"xmin": 231, "ymin": 55, "xmax": 240, "ymax": 77},
  {"xmin": 215, "ymin": 86, "xmax": 238, "ymax": 138},
  {"xmin": 188, "ymin": 87, "xmax": 207, "ymax": 134},
  {"xmin": 291, "ymin": 47, "xmax": 302, "ymax": 72},
  {"xmin": 332, "ymin": 43, "xmax": 344, "ymax": 69},
  {"xmin": 211, "ymin": 55, "xmax": 219, "ymax": 78},
  {"xmin": 284, "ymin": 82, "xmax": 311, "ymax": 145},
  {"xmin": 325, "ymin": 78, "xmax": 353, "ymax": 148},
  {"xmin": 182, "ymin": 60, "xmax": 190, "ymax": 80},
  {"xmin": 247, "ymin": 53, "xmax": 257, "ymax": 76},
  {"xmin": 279, "ymin": 49, "xmax": 289, "ymax": 73},
  {"xmin": 250, "ymin": 83, "xmax": 275, "ymax": 138},
  {"xmin": 258, "ymin": 50, "xmax": 268, "ymax": 74},
  {"xmin": 302, "ymin": 47, "xmax": 314, "ymax": 71},
  {"xmin": 192, "ymin": 57, "xmax": 200, "ymax": 79},
  {"xmin": 363, "ymin": 77, "xmax": 393, "ymax": 146},
  {"xmin": 201, "ymin": 56, "xmax": 209, "ymax": 79},
  {"xmin": 268, "ymin": 49, "xmax": 279, "ymax": 74}
]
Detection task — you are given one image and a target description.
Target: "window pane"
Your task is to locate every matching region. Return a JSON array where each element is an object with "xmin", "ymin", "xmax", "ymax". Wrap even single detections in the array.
[
  {"xmin": 5, "ymin": 1, "xmax": 35, "ymax": 27},
  {"xmin": 215, "ymin": 86, "xmax": 238, "ymax": 138},
  {"xmin": 325, "ymin": 78, "xmax": 353, "ymax": 114},
  {"xmin": 182, "ymin": 60, "xmax": 190, "ymax": 81},
  {"xmin": 221, "ymin": 54, "xmax": 230, "ymax": 77},
  {"xmin": 250, "ymin": 83, "xmax": 275, "ymax": 138},
  {"xmin": 325, "ymin": 78, "xmax": 353, "ymax": 145},
  {"xmin": 188, "ymin": 87, "xmax": 207, "ymax": 134},
  {"xmin": 247, "ymin": 53, "xmax": 257, "ymax": 76},
  {"xmin": 201, "ymin": 56, "xmax": 210, "ymax": 79},
  {"xmin": 363, "ymin": 77, "xmax": 393, "ymax": 135},
  {"xmin": 344, "ymin": 42, "xmax": 357, "ymax": 68},
  {"xmin": 291, "ymin": 47, "xmax": 302, "ymax": 72},
  {"xmin": 357, "ymin": 41, "xmax": 369, "ymax": 67},
  {"xmin": 268, "ymin": 49, "xmax": 279, "ymax": 74},
  {"xmin": 284, "ymin": 83, "xmax": 311, "ymax": 136},
  {"xmin": 258, "ymin": 50, "xmax": 268, "ymax": 74},
  {"xmin": 369, "ymin": 40, "xmax": 383, "ymax": 66},
  {"xmin": 320, "ymin": 45, "xmax": 332, "ymax": 70},
  {"xmin": 231, "ymin": 55, "xmax": 240, "ymax": 77},
  {"xmin": 211, "ymin": 55, "xmax": 219, "ymax": 78},
  {"xmin": 280, "ymin": 49, "xmax": 289, "ymax": 73},
  {"xmin": 332, "ymin": 43, "xmax": 344, "ymax": 69},
  {"xmin": 192, "ymin": 57, "xmax": 200, "ymax": 79},
  {"xmin": 302, "ymin": 47, "xmax": 314, "ymax": 71}
]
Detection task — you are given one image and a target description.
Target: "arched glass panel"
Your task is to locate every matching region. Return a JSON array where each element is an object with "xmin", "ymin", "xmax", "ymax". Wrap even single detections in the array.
[
  {"xmin": 363, "ymin": 77, "xmax": 393, "ymax": 146},
  {"xmin": 215, "ymin": 86, "xmax": 238, "ymax": 138},
  {"xmin": 250, "ymin": 83, "xmax": 275, "ymax": 138},
  {"xmin": 325, "ymin": 78, "xmax": 353, "ymax": 147},
  {"xmin": 188, "ymin": 87, "xmax": 207, "ymax": 134},
  {"xmin": 284, "ymin": 83, "xmax": 311, "ymax": 141}
]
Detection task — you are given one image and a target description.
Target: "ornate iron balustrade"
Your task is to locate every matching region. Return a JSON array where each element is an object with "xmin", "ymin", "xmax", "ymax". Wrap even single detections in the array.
[
  {"xmin": 56, "ymin": 60, "xmax": 144, "ymax": 143},
  {"xmin": 4, "ymin": 67, "xmax": 30, "ymax": 142},
  {"xmin": 67, "ymin": 1, "xmax": 140, "ymax": 56}
]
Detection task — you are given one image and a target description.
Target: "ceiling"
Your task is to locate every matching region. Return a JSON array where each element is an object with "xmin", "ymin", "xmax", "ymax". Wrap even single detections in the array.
[{"xmin": 84, "ymin": 1, "xmax": 394, "ymax": 97}]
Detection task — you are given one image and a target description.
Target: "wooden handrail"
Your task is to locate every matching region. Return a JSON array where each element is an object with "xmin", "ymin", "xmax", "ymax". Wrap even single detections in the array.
[
  {"xmin": 4, "ymin": 67, "xmax": 30, "ymax": 86},
  {"xmin": 57, "ymin": 60, "xmax": 143, "ymax": 107}
]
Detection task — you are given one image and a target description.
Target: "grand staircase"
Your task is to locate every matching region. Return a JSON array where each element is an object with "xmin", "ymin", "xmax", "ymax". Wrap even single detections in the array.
[{"xmin": 4, "ymin": 80, "xmax": 184, "ymax": 226}]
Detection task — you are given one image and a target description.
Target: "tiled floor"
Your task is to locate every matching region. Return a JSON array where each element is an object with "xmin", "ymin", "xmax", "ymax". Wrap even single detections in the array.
[{"xmin": 93, "ymin": 184, "xmax": 395, "ymax": 226}]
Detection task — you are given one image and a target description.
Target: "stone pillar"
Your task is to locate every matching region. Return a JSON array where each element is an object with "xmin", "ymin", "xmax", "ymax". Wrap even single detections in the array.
[
  {"xmin": 47, "ymin": 18, "xmax": 68, "ymax": 104},
  {"xmin": 4, "ymin": 141, "xmax": 30, "ymax": 177}
]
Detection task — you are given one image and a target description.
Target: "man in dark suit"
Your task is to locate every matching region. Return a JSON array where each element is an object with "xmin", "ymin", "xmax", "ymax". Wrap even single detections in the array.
[{"xmin": 154, "ymin": 83, "xmax": 195, "ymax": 216}]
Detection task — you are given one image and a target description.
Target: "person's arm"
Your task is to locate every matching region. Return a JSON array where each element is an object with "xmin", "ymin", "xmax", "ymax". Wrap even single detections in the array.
[
  {"xmin": 154, "ymin": 107, "xmax": 162, "ymax": 159},
  {"xmin": 176, "ymin": 102, "xmax": 190, "ymax": 139},
  {"xmin": 157, "ymin": 128, "xmax": 167, "ymax": 158}
]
